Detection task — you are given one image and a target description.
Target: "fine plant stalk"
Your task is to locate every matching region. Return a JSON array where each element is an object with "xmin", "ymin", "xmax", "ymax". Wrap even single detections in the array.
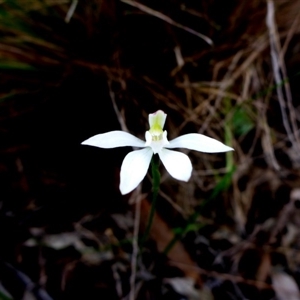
[{"xmin": 140, "ymin": 154, "xmax": 161, "ymax": 245}]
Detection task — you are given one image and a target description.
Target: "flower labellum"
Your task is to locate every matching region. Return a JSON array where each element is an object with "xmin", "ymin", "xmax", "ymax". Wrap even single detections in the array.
[{"xmin": 82, "ymin": 110, "xmax": 234, "ymax": 195}]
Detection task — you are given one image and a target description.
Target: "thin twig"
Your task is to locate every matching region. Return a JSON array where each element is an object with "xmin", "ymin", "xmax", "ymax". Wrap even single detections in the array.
[
  {"xmin": 120, "ymin": 0, "xmax": 213, "ymax": 45},
  {"xmin": 65, "ymin": 0, "xmax": 78, "ymax": 23},
  {"xmin": 108, "ymin": 80, "xmax": 129, "ymax": 133},
  {"xmin": 279, "ymin": 14, "xmax": 300, "ymax": 148},
  {"xmin": 199, "ymin": 50, "xmax": 243, "ymax": 134},
  {"xmin": 129, "ymin": 188, "xmax": 142, "ymax": 300},
  {"xmin": 266, "ymin": 0, "xmax": 298, "ymax": 150},
  {"xmin": 268, "ymin": 188, "xmax": 299, "ymax": 244},
  {"xmin": 260, "ymin": 104, "xmax": 280, "ymax": 170},
  {"xmin": 159, "ymin": 190, "xmax": 186, "ymax": 216},
  {"xmin": 168, "ymin": 260, "xmax": 272, "ymax": 290},
  {"xmin": 108, "ymin": 80, "xmax": 141, "ymax": 300}
]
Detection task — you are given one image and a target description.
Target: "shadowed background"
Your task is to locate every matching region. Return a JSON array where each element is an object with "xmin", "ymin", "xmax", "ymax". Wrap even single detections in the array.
[{"xmin": 1, "ymin": 0, "xmax": 300, "ymax": 299}]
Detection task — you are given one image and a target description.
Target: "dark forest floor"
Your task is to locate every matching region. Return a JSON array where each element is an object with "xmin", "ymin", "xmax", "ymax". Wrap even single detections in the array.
[{"xmin": 1, "ymin": 0, "xmax": 300, "ymax": 299}]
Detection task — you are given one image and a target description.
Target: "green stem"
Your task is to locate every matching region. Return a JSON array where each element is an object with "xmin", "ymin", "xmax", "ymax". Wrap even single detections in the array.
[{"xmin": 140, "ymin": 154, "xmax": 160, "ymax": 245}]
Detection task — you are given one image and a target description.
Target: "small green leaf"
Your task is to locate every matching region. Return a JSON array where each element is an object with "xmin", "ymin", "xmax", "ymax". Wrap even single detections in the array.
[
  {"xmin": 0, "ymin": 61, "xmax": 36, "ymax": 70},
  {"xmin": 0, "ymin": 289, "xmax": 13, "ymax": 300},
  {"xmin": 232, "ymin": 107, "xmax": 254, "ymax": 136},
  {"xmin": 210, "ymin": 166, "xmax": 235, "ymax": 199}
]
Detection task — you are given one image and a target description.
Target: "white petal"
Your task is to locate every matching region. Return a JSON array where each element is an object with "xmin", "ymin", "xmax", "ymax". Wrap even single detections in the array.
[
  {"xmin": 159, "ymin": 149, "xmax": 192, "ymax": 182},
  {"xmin": 81, "ymin": 131, "xmax": 145, "ymax": 149},
  {"xmin": 167, "ymin": 133, "xmax": 234, "ymax": 153},
  {"xmin": 120, "ymin": 148, "xmax": 153, "ymax": 195}
]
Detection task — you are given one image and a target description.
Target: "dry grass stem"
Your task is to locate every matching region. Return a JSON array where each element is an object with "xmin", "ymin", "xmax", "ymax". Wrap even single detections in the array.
[
  {"xmin": 266, "ymin": 0, "xmax": 299, "ymax": 151},
  {"xmin": 120, "ymin": 0, "xmax": 213, "ymax": 45}
]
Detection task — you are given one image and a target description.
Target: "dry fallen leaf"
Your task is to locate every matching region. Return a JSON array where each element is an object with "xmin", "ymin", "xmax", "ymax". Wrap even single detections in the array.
[{"xmin": 272, "ymin": 270, "xmax": 300, "ymax": 300}]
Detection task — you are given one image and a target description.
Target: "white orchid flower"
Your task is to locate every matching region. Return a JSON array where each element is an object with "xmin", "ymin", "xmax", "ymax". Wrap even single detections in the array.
[{"xmin": 82, "ymin": 110, "xmax": 233, "ymax": 195}]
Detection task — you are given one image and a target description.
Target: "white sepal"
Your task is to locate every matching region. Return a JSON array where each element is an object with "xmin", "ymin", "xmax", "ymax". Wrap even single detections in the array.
[
  {"xmin": 82, "ymin": 131, "xmax": 145, "ymax": 149},
  {"xmin": 119, "ymin": 147, "xmax": 153, "ymax": 195},
  {"xmin": 148, "ymin": 110, "xmax": 167, "ymax": 129}
]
